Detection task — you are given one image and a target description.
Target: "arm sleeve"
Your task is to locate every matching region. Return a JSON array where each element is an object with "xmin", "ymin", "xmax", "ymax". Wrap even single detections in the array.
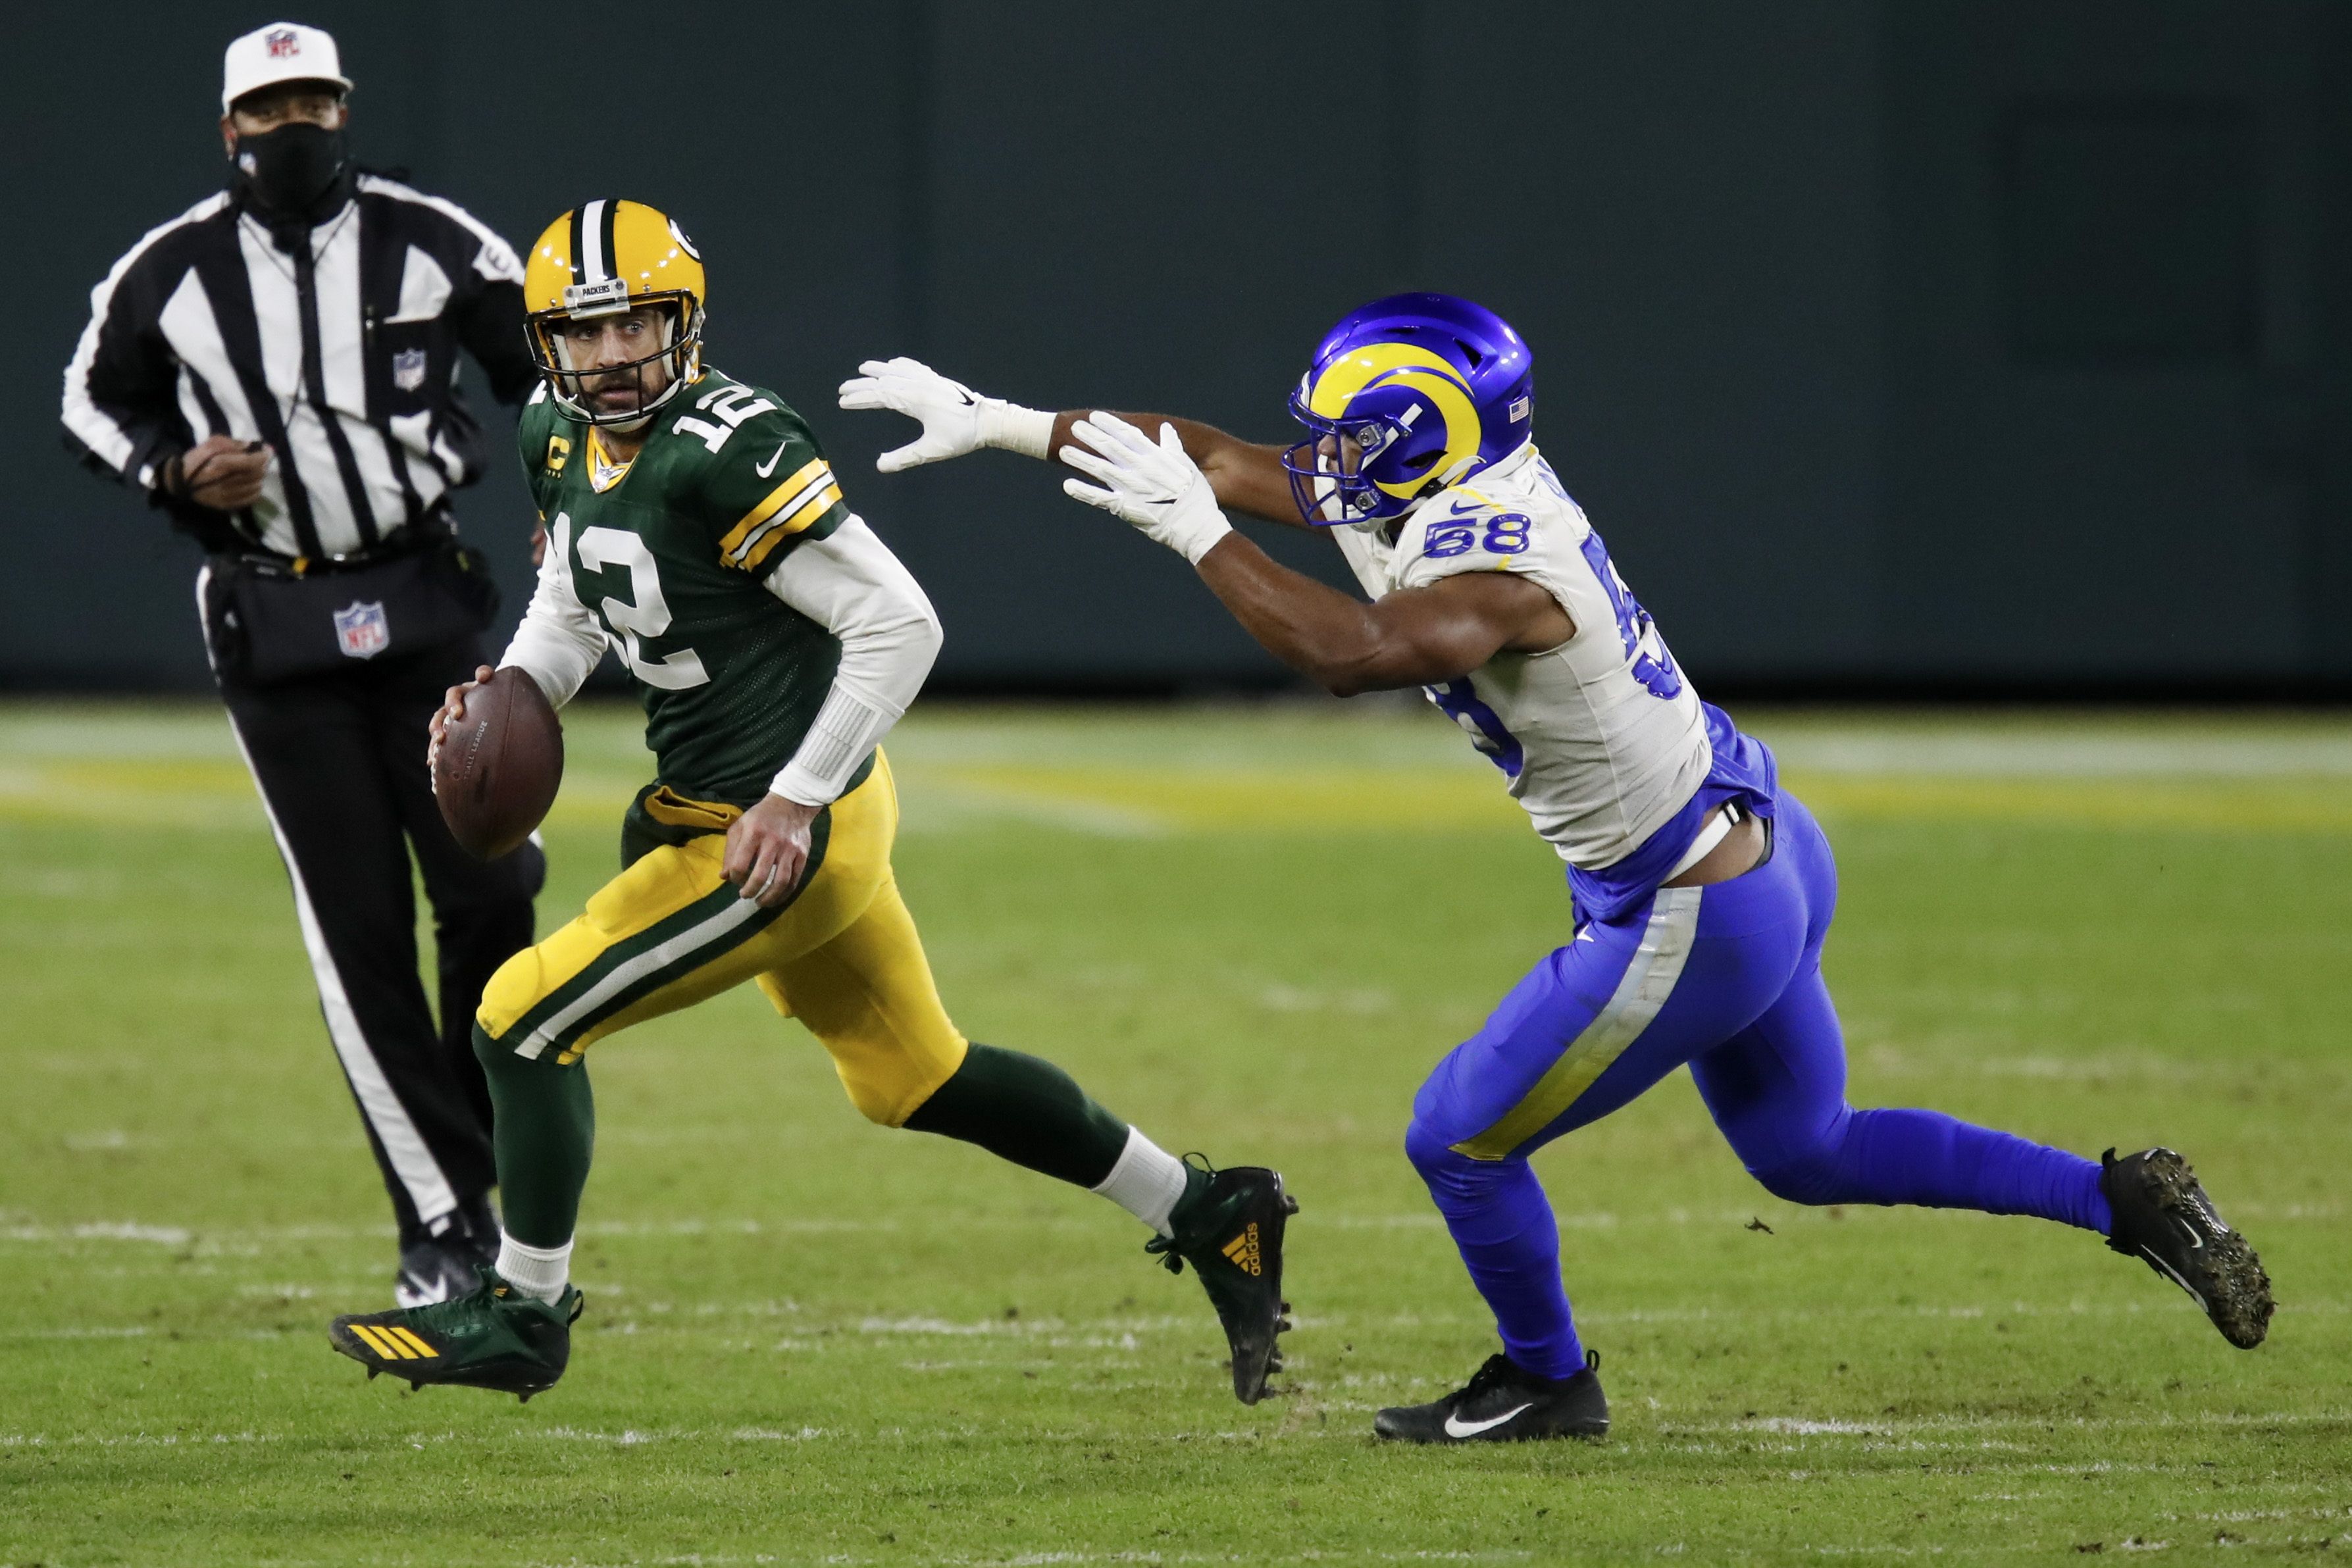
[
  {"xmin": 760, "ymin": 516, "xmax": 943, "ymax": 806},
  {"xmin": 497, "ymin": 515, "xmax": 608, "ymax": 709},
  {"xmin": 61, "ymin": 247, "xmax": 189, "ymax": 492}
]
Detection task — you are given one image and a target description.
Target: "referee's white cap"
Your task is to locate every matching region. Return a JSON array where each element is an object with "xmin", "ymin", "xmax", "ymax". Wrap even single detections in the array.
[{"xmin": 222, "ymin": 22, "xmax": 353, "ymax": 113}]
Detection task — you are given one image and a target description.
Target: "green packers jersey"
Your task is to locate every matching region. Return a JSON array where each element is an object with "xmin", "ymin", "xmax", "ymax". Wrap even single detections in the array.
[{"xmin": 519, "ymin": 370, "xmax": 852, "ymax": 807}]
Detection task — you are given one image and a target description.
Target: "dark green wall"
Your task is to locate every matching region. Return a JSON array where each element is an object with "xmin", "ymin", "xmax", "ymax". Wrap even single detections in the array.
[{"xmin": 11, "ymin": 2, "xmax": 2343, "ymax": 692}]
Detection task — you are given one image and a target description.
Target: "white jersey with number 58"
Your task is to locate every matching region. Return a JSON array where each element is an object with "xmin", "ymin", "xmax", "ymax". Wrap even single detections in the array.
[{"xmin": 1329, "ymin": 443, "xmax": 1710, "ymax": 869}]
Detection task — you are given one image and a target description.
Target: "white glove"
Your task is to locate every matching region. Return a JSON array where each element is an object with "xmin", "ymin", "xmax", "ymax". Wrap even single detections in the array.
[
  {"xmin": 836, "ymin": 357, "xmax": 1054, "ymax": 472},
  {"xmin": 1059, "ymin": 412, "xmax": 1234, "ymax": 566}
]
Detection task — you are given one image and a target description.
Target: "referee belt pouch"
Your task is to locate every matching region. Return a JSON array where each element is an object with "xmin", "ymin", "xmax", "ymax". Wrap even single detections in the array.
[{"xmin": 203, "ymin": 532, "xmax": 501, "ymax": 686}]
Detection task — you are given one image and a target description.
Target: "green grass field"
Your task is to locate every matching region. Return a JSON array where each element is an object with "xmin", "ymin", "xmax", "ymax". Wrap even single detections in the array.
[{"xmin": 5, "ymin": 699, "xmax": 2350, "ymax": 1565}]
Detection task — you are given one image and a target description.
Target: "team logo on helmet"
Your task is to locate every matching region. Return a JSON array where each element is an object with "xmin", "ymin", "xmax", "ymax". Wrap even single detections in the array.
[{"xmin": 1283, "ymin": 293, "xmax": 1534, "ymax": 526}]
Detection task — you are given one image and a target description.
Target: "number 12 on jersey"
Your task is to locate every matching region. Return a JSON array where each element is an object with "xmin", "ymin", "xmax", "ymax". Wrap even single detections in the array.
[{"xmin": 553, "ymin": 512, "xmax": 711, "ymax": 691}]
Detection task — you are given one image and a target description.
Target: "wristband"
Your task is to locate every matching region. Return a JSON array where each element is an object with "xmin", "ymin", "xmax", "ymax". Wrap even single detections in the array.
[
  {"xmin": 977, "ymin": 401, "xmax": 1054, "ymax": 461},
  {"xmin": 1168, "ymin": 508, "xmax": 1233, "ymax": 567},
  {"xmin": 771, "ymin": 684, "xmax": 896, "ymax": 807}
]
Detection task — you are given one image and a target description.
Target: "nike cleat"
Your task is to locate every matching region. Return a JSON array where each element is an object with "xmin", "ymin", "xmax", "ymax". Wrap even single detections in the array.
[
  {"xmin": 330, "ymin": 1266, "xmax": 583, "ymax": 1400},
  {"xmin": 2101, "ymin": 1147, "xmax": 2272, "ymax": 1348},
  {"xmin": 394, "ymin": 1196, "xmax": 500, "ymax": 1307},
  {"xmin": 1150, "ymin": 1157, "xmax": 1298, "ymax": 1405},
  {"xmin": 1374, "ymin": 1350, "xmax": 1609, "ymax": 1444},
  {"xmin": 395, "ymin": 1234, "xmax": 490, "ymax": 1309}
]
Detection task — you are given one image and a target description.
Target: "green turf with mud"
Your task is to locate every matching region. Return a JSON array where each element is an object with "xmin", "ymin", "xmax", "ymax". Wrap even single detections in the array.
[{"xmin": 4, "ymin": 700, "xmax": 2347, "ymax": 1564}]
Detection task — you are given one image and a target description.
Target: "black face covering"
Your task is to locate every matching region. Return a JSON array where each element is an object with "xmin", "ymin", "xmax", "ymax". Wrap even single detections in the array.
[{"xmin": 230, "ymin": 121, "xmax": 351, "ymax": 227}]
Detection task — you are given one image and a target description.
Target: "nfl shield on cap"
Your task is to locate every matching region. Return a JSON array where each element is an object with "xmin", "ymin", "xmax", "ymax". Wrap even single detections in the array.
[{"xmin": 221, "ymin": 22, "xmax": 352, "ymax": 112}]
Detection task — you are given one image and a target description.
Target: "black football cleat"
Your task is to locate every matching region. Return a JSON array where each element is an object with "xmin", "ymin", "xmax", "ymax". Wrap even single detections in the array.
[
  {"xmin": 394, "ymin": 1195, "xmax": 501, "ymax": 1307},
  {"xmin": 394, "ymin": 1234, "xmax": 486, "ymax": 1309},
  {"xmin": 2101, "ymin": 1147, "xmax": 2272, "ymax": 1349},
  {"xmin": 1150, "ymin": 1157, "xmax": 1297, "ymax": 1404},
  {"xmin": 331, "ymin": 1266, "xmax": 582, "ymax": 1400},
  {"xmin": 1374, "ymin": 1350, "xmax": 1609, "ymax": 1444}
]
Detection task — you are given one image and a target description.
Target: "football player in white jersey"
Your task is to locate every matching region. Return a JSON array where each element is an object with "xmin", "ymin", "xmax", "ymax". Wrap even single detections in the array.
[{"xmin": 840, "ymin": 293, "xmax": 2272, "ymax": 1442}]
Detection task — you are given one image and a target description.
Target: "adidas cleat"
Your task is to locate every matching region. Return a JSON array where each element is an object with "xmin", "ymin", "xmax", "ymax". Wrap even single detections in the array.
[
  {"xmin": 2101, "ymin": 1147, "xmax": 2272, "ymax": 1349},
  {"xmin": 1150, "ymin": 1157, "xmax": 1297, "ymax": 1405},
  {"xmin": 1374, "ymin": 1350, "xmax": 1609, "ymax": 1444},
  {"xmin": 330, "ymin": 1266, "xmax": 582, "ymax": 1400}
]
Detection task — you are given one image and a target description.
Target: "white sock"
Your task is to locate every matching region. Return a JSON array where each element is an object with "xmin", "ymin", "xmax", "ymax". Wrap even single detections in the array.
[
  {"xmin": 1092, "ymin": 1127, "xmax": 1192, "ymax": 1236},
  {"xmin": 495, "ymin": 1232, "xmax": 573, "ymax": 1303}
]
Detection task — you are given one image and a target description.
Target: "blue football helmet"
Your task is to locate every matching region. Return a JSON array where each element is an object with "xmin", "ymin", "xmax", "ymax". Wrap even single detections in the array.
[{"xmin": 1283, "ymin": 292, "xmax": 1533, "ymax": 525}]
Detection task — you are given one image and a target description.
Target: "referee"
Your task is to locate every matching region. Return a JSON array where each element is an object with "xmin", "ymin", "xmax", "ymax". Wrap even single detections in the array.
[{"xmin": 61, "ymin": 22, "xmax": 544, "ymax": 1306}]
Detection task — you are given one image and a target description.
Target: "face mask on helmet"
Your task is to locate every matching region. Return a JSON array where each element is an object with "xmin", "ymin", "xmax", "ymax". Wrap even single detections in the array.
[
  {"xmin": 1282, "ymin": 387, "xmax": 1462, "ymax": 524},
  {"xmin": 231, "ymin": 121, "xmax": 350, "ymax": 225},
  {"xmin": 532, "ymin": 291, "xmax": 702, "ymax": 429}
]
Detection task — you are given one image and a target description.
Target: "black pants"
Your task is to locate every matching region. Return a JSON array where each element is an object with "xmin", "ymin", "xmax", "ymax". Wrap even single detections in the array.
[{"xmin": 213, "ymin": 622, "xmax": 544, "ymax": 1247}]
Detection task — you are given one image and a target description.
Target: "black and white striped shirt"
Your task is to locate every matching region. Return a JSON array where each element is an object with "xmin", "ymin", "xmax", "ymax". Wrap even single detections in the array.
[{"xmin": 63, "ymin": 175, "xmax": 535, "ymax": 561}]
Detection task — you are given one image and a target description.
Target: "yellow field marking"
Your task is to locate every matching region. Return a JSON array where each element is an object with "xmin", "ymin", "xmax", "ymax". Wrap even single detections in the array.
[
  {"xmin": 6, "ymin": 714, "xmax": 2351, "ymax": 840},
  {"xmin": 1785, "ymin": 773, "xmax": 2352, "ymax": 835},
  {"xmin": 902, "ymin": 763, "xmax": 1521, "ymax": 833}
]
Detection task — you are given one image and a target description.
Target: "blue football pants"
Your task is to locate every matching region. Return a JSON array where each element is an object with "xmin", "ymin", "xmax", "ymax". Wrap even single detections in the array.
[{"xmin": 1404, "ymin": 793, "xmax": 2112, "ymax": 1379}]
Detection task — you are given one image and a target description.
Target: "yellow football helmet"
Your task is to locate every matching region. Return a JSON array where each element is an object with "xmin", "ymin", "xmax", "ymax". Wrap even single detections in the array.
[{"xmin": 523, "ymin": 199, "xmax": 707, "ymax": 426}]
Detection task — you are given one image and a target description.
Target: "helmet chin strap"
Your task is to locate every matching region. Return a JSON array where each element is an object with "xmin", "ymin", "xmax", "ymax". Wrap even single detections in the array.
[
  {"xmin": 1432, "ymin": 453, "xmax": 1482, "ymax": 490},
  {"xmin": 1383, "ymin": 453, "xmax": 1484, "ymax": 522}
]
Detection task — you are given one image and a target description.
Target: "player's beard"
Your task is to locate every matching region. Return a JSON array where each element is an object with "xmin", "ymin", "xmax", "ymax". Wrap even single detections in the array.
[{"xmin": 584, "ymin": 365, "xmax": 667, "ymax": 432}]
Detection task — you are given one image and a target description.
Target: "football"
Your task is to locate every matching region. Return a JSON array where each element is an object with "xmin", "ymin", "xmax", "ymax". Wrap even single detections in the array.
[{"xmin": 432, "ymin": 667, "xmax": 563, "ymax": 860}]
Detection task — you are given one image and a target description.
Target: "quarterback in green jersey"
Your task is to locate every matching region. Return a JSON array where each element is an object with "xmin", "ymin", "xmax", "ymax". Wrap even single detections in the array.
[{"xmin": 326, "ymin": 199, "xmax": 1296, "ymax": 1405}]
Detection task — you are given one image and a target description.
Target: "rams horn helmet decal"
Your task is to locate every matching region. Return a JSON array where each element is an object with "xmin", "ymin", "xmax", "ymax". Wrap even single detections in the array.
[
  {"xmin": 523, "ymin": 199, "xmax": 708, "ymax": 428},
  {"xmin": 1282, "ymin": 293, "xmax": 1533, "ymax": 525}
]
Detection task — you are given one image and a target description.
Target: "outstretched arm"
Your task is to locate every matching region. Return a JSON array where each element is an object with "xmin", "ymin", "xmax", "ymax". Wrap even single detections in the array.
[
  {"xmin": 1060, "ymin": 413, "xmax": 1570, "ymax": 695},
  {"xmin": 1045, "ymin": 410, "xmax": 1302, "ymax": 527},
  {"xmin": 838, "ymin": 357, "xmax": 1308, "ymax": 526},
  {"xmin": 1196, "ymin": 532, "xmax": 1568, "ymax": 695}
]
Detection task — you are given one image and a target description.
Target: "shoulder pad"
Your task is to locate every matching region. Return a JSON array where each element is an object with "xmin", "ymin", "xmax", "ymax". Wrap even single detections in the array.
[{"xmin": 674, "ymin": 383, "xmax": 846, "ymax": 572}]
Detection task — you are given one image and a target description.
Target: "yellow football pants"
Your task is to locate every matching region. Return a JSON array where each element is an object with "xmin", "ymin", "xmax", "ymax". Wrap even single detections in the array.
[{"xmin": 474, "ymin": 751, "xmax": 969, "ymax": 1126}]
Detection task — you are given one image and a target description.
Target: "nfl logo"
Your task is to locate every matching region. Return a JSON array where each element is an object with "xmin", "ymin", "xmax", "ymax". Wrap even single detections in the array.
[
  {"xmin": 265, "ymin": 27, "xmax": 301, "ymax": 58},
  {"xmin": 392, "ymin": 348, "xmax": 428, "ymax": 392},
  {"xmin": 333, "ymin": 600, "xmax": 390, "ymax": 660}
]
